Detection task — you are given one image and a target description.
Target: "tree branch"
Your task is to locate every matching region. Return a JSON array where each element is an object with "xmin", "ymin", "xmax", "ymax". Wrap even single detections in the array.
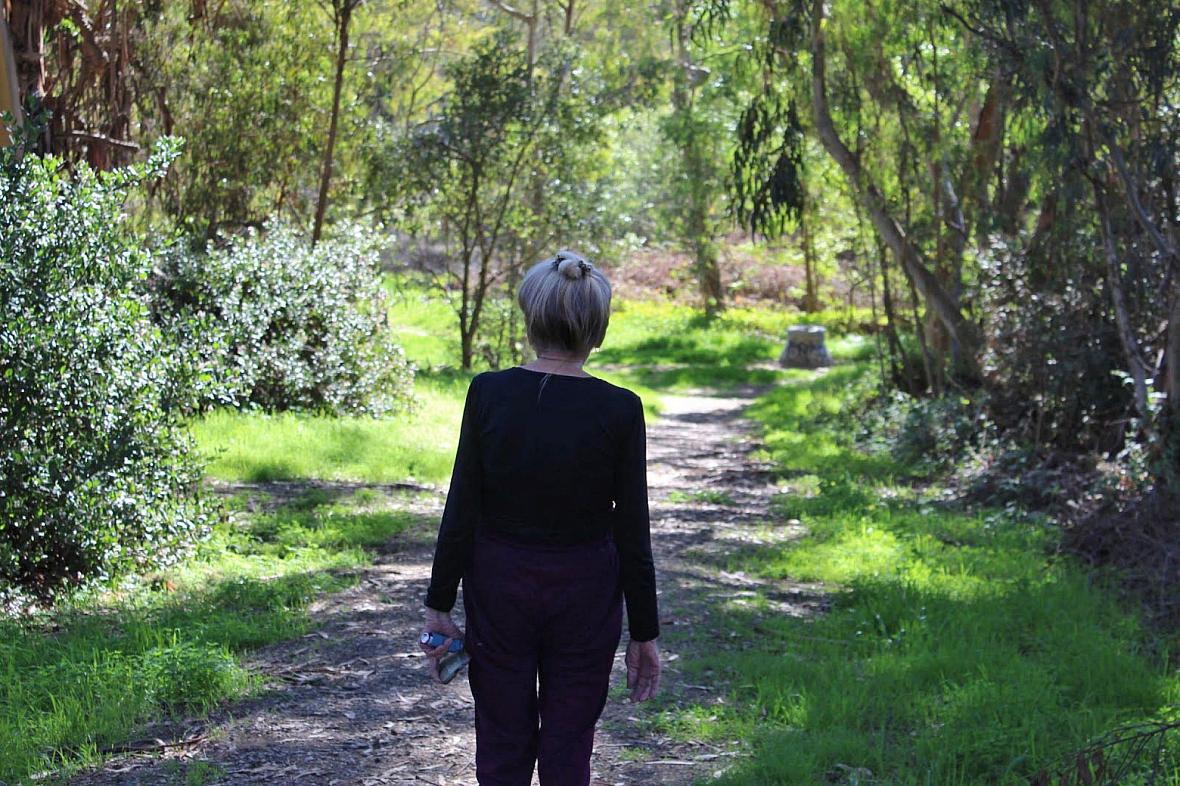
[
  {"xmin": 65, "ymin": 131, "xmax": 139, "ymax": 151},
  {"xmin": 1102, "ymin": 131, "xmax": 1180, "ymax": 270},
  {"xmin": 488, "ymin": 0, "xmax": 534, "ymax": 22},
  {"xmin": 809, "ymin": 0, "xmax": 982, "ymax": 373}
]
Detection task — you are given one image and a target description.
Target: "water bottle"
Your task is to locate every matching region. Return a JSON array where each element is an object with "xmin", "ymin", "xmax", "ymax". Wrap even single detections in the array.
[{"xmin": 419, "ymin": 631, "xmax": 471, "ymax": 684}]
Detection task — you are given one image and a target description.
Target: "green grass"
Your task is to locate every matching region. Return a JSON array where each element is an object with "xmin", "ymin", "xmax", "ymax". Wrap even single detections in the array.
[
  {"xmin": 4, "ymin": 279, "xmax": 767, "ymax": 782},
  {"xmin": 594, "ymin": 298, "xmax": 875, "ymax": 391},
  {"xmin": 194, "ymin": 274, "xmax": 476, "ymax": 485},
  {"xmin": 17, "ymin": 280, "xmax": 1176, "ymax": 785},
  {"xmin": 655, "ymin": 361, "xmax": 1180, "ymax": 786},
  {"xmin": 191, "ymin": 286, "xmax": 680, "ymax": 485},
  {"xmin": 192, "ymin": 374, "xmax": 469, "ymax": 484},
  {"xmin": 0, "ymin": 487, "xmax": 434, "ymax": 784},
  {"xmin": 191, "ymin": 369, "xmax": 662, "ymax": 486},
  {"xmin": 159, "ymin": 759, "xmax": 227, "ymax": 786},
  {"xmin": 384, "ymin": 275, "xmax": 461, "ymax": 370},
  {"xmin": 667, "ymin": 489, "xmax": 738, "ymax": 506}
]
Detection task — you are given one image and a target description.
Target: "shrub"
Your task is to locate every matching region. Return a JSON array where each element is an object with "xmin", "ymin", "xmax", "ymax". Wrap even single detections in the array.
[
  {"xmin": 151, "ymin": 221, "xmax": 415, "ymax": 416},
  {"xmin": 848, "ymin": 386, "xmax": 994, "ymax": 475},
  {"xmin": 0, "ymin": 138, "xmax": 211, "ymax": 599},
  {"xmin": 138, "ymin": 638, "xmax": 250, "ymax": 714}
]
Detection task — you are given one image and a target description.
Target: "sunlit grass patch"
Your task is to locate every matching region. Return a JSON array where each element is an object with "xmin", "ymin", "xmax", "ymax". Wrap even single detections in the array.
[
  {"xmin": 607, "ymin": 363, "xmax": 787, "ymax": 392},
  {"xmin": 384, "ymin": 274, "xmax": 460, "ymax": 370},
  {"xmin": 595, "ymin": 299, "xmax": 876, "ymax": 391},
  {"xmin": 595, "ymin": 299, "xmax": 786, "ymax": 371},
  {"xmin": 191, "ymin": 375, "xmax": 468, "ymax": 484},
  {"xmin": 659, "ymin": 361, "xmax": 1180, "ymax": 786},
  {"xmin": 191, "ymin": 287, "xmax": 680, "ymax": 492},
  {"xmin": 827, "ymin": 333, "xmax": 875, "ymax": 362},
  {"xmin": 0, "ymin": 488, "xmax": 433, "ymax": 784}
]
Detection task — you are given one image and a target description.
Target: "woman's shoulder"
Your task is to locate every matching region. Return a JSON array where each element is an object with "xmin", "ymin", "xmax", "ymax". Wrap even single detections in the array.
[
  {"xmin": 591, "ymin": 375, "xmax": 643, "ymax": 407},
  {"xmin": 475, "ymin": 367, "xmax": 641, "ymax": 406}
]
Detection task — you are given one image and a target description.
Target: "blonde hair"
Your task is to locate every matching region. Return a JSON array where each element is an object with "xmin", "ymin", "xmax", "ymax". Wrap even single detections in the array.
[{"xmin": 517, "ymin": 249, "xmax": 612, "ymax": 354}]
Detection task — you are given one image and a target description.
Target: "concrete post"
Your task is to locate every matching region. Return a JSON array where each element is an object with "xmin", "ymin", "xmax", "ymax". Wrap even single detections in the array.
[{"xmin": 778, "ymin": 325, "xmax": 833, "ymax": 369}]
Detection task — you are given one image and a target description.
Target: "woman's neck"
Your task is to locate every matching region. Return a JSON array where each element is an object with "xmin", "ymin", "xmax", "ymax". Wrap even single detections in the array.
[{"xmin": 524, "ymin": 349, "xmax": 591, "ymax": 376}]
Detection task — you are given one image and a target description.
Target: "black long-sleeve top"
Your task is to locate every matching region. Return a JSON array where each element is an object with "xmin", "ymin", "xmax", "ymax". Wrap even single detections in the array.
[{"xmin": 424, "ymin": 366, "xmax": 659, "ymax": 642}]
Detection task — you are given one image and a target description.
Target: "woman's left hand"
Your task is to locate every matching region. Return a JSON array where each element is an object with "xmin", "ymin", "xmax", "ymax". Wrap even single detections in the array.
[
  {"xmin": 420, "ymin": 608, "xmax": 465, "ymax": 683},
  {"xmin": 625, "ymin": 637, "xmax": 661, "ymax": 703}
]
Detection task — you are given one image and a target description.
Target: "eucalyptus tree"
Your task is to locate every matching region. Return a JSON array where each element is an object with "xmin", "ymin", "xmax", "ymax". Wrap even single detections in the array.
[
  {"xmin": 397, "ymin": 33, "xmax": 607, "ymax": 369},
  {"xmin": 135, "ymin": 1, "xmax": 336, "ymax": 237},
  {"xmin": 730, "ymin": 0, "xmax": 1004, "ymax": 385},
  {"xmin": 661, "ymin": 0, "xmax": 732, "ymax": 315},
  {"xmin": 3, "ymin": 0, "xmax": 142, "ymax": 166},
  {"xmin": 951, "ymin": 0, "xmax": 1180, "ymax": 475},
  {"xmin": 312, "ymin": 0, "xmax": 367, "ymax": 246},
  {"xmin": 718, "ymin": 0, "xmax": 1180, "ymax": 478}
]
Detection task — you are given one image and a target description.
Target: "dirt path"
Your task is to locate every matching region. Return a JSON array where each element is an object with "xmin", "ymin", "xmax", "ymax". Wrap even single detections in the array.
[{"xmin": 70, "ymin": 384, "xmax": 823, "ymax": 786}]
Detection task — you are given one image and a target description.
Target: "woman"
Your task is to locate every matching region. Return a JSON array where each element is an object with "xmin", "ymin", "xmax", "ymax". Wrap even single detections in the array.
[{"xmin": 420, "ymin": 249, "xmax": 661, "ymax": 785}]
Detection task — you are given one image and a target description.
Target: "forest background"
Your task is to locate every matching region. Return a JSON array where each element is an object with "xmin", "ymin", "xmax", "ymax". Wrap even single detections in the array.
[
  {"xmin": 2, "ymin": 0, "xmax": 1180, "ymax": 783},
  {"xmin": 7, "ymin": 0, "xmax": 1176, "ymax": 601}
]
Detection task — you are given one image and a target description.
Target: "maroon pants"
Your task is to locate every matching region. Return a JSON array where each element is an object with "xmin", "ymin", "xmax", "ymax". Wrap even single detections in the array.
[{"xmin": 462, "ymin": 528, "xmax": 624, "ymax": 786}]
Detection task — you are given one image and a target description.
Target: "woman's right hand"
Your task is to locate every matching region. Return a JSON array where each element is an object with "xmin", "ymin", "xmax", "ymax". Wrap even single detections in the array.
[
  {"xmin": 624, "ymin": 638, "xmax": 661, "ymax": 702},
  {"xmin": 420, "ymin": 607, "xmax": 465, "ymax": 684}
]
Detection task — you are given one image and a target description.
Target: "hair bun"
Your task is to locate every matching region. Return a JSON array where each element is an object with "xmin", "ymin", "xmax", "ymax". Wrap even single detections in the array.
[
  {"xmin": 554, "ymin": 250, "xmax": 592, "ymax": 280},
  {"xmin": 557, "ymin": 257, "xmax": 584, "ymax": 280}
]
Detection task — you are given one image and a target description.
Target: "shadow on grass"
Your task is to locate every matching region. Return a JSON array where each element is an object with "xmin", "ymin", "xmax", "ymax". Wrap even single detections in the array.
[
  {"xmin": 412, "ymin": 365, "xmax": 476, "ymax": 388},
  {"xmin": 662, "ymin": 512, "xmax": 1178, "ymax": 784},
  {"xmin": 670, "ymin": 565, "xmax": 1175, "ymax": 786},
  {"xmin": 0, "ymin": 487, "xmax": 435, "ymax": 785},
  {"xmin": 595, "ymin": 333, "xmax": 776, "ymax": 368},
  {"xmin": 617, "ymin": 364, "xmax": 785, "ymax": 392}
]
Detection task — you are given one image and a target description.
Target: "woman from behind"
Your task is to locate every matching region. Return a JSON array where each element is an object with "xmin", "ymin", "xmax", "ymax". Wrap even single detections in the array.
[{"xmin": 420, "ymin": 249, "xmax": 661, "ymax": 785}]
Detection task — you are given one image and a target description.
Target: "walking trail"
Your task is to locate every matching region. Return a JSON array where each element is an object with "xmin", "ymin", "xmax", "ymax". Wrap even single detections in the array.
[{"xmin": 70, "ymin": 382, "xmax": 826, "ymax": 786}]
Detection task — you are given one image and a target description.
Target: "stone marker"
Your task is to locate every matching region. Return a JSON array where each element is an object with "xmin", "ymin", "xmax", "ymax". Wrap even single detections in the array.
[{"xmin": 778, "ymin": 324, "xmax": 832, "ymax": 368}]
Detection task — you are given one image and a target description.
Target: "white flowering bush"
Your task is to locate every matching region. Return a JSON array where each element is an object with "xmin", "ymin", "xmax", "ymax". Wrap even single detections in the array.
[
  {"xmin": 0, "ymin": 137, "xmax": 211, "ymax": 598},
  {"xmin": 151, "ymin": 221, "xmax": 415, "ymax": 417}
]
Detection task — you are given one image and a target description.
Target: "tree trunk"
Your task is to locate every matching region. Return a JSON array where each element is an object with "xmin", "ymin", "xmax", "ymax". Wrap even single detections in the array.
[
  {"xmin": 964, "ymin": 75, "xmax": 1007, "ymax": 227},
  {"xmin": 1168, "ymin": 282, "xmax": 1180, "ymax": 418},
  {"xmin": 1094, "ymin": 185, "xmax": 1151, "ymax": 423},
  {"xmin": 563, "ymin": 0, "xmax": 575, "ymax": 35},
  {"xmin": 461, "ymin": 326, "xmax": 475, "ymax": 370},
  {"xmin": 801, "ymin": 197, "xmax": 819, "ymax": 312},
  {"xmin": 673, "ymin": 1, "xmax": 724, "ymax": 316},
  {"xmin": 490, "ymin": 0, "xmax": 538, "ymax": 76},
  {"xmin": 526, "ymin": 0, "xmax": 538, "ymax": 76},
  {"xmin": 877, "ymin": 238, "xmax": 911, "ymax": 390},
  {"xmin": 0, "ymin": 14, "xmax": 22, "ymax": 147},
  {"xmin": 312, "ymin": 1, "xmax": 353, "ymax": 247},
  {"xmin": 5, "ymin": 1, "xmax": 44, "ymax": 105},
  {"xmin": 809, "ymin": 0, "xmax": 980, "ymax": 378},
  {"xmin": 6, "ymin": 0, "xmax": 48, "ymax": 152},
  {"xmin": 694, "ymin": 236, "xmax": 724, "ymax": 315}
]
